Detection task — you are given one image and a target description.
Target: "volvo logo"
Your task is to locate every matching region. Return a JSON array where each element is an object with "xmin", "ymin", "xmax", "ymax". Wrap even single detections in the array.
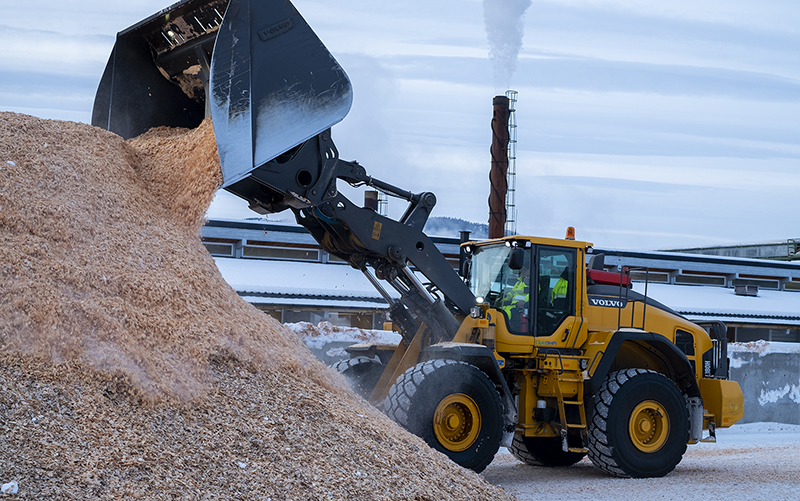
[
  {"xmin": 588, "ymin": 296, "xmax": 628, "ymax": 308},
  {"xmin": 259, "ymin": 18, "xmax": 294, "ymax": 42}
]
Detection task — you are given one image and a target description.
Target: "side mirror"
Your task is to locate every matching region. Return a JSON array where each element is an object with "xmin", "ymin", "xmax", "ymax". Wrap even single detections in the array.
[
  {"xmin": 508, "ymin": 248, "xmax": 525, "ymax": 270},
  {"xmin": 460, "ymin": 257, "xmax": 471, "ymax": 278},
  {"xmin": 588, "ymin": 253, "xmax": 605, "ymax": 270}
]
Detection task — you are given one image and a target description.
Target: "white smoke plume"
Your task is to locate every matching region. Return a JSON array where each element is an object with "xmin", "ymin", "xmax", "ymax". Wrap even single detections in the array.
[{"xmin": 483, "ymin": 0, "xmax": 532, "ymax": 90}]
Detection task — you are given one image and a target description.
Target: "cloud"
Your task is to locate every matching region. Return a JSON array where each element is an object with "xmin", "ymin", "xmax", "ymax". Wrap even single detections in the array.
[
  {"xmin": 0, "ymin": 25, "xmax": 112, "ymax": 77},
  {"xmin": 0, "ymin": 27, "xmax": 109, "ymax": 120},
  {"xmin": 537, "ymin": 0, "xmax": 800, "ymax": 35},
  {"xmin": 373, "ymin": 53, "xmax": 800, "ymax": 104},
  {"xmin": 511, "ymin": 152, "xmax": 800, "ymax": 249},
  {"xmin": 2, "ymin": 0, "xmax": 798, "ymax": 251},
  {"xmin": 524, "ymin": 2, "xmax": 800, "ymax": 79}
]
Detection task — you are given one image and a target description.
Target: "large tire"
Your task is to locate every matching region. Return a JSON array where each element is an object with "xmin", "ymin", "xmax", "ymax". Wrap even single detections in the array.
[
  {"xmin": 587, "ymin": 368, "xmax": 689, "ymax": 478},
  {"xmin": 384, "ymin": 359, "xmax": 503, "ymax": 473},
  {"xmin": 509, "ymin": 434, "xmax": 586, "ymax": 467},
  {"xmin": 331, "ymin": 356, "xmax": 383, "ymax": 399}
]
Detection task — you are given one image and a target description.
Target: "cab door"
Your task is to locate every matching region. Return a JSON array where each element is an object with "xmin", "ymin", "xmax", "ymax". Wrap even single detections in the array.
[{"xmin": 533, "ymin": 246, "xmax": 579, "ymax": 343}]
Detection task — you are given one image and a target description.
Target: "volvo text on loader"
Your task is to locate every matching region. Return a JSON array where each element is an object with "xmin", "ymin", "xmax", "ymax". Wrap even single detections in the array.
[{"xmin": 93, "ymin": 0, "xmax": 744, "ymax": 478}]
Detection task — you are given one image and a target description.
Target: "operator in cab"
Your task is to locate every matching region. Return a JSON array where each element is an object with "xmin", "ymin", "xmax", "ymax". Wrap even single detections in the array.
[
  {"xmin": 551, "ymin": 268, "xmax": 569, "ymax": 305},
  {"xmin": 502, "ymin": 260, "xmax": 531, "ymax": 332}
]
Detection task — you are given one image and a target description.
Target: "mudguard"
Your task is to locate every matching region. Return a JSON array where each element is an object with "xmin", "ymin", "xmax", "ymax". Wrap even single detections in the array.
[{"xmin": 588, "ymin": 329, "xmax": 700, "ymax": 398}]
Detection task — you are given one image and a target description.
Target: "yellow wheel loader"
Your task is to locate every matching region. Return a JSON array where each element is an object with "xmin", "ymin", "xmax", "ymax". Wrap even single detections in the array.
[{"xmin": 94, "ymin": 0, "xmax": 744, "ymax": 478}]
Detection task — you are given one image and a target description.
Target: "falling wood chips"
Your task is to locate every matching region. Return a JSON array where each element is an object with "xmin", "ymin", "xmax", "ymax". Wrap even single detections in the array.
[{"xmin": 0, "ymin": 112, "xmax": 514, "ymax": 500}]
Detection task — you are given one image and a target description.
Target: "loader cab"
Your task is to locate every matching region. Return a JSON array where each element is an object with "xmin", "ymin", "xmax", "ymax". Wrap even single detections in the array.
[{"xmin": 467, "ymin": 239, "xmax": 579, "ymax": 342}]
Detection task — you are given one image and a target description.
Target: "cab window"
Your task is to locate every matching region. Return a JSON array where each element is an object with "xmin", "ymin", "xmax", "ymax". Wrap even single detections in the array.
[
  {"xmin": 467, "ymin": 244, "xmax": 532, "ymax": 335},
  {"xmin": 536, "ymin": 247, "xmax": 576, "ymax": 336}
]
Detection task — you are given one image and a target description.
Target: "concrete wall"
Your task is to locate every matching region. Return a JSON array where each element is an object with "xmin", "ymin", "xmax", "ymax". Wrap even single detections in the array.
[{"xmin": 730, "ymin": 352, "xmax": 800, "ymax": 424}]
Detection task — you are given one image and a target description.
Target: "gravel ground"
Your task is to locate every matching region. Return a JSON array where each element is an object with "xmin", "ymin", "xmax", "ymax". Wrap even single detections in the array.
[{"xmin": 482, "ymin": 423, "xmax": 800, "ymax": 500}]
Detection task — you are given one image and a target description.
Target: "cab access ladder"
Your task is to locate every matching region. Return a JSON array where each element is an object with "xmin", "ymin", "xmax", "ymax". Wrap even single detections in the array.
[{"xmin": 554, "ymin": 372, "xmax": 589, "ymax": 453}]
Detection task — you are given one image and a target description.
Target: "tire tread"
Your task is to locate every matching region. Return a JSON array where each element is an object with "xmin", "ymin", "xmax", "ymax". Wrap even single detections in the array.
[
  {"xmin": 587, "ymin": 368, "xmax": 687, "ymax": 478},
  {"xmin": 384, "ymin": 359, "xmax": 501, "ymax": 473}
]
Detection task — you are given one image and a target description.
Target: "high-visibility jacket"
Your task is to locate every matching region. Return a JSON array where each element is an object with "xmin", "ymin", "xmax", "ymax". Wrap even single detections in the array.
[
  {"xmin": 501, "ymin": 277, "xmax": 529, "ymax": 315},
  {"xmin": 551, "ymin": 277, "xmax": 568, "ymax": 302}
]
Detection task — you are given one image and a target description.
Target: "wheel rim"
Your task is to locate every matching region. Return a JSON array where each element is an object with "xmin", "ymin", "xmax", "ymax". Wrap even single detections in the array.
[
  {"xmin": 628, "ymin": 400, "xmax": 670, "ymax": 453},
  {"xmin": 433, "ymin": 393, "xmax": 481, "ymax": 452}
]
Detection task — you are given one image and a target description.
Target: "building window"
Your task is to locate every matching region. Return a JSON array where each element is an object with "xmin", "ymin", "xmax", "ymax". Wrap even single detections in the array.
[
  {"xmin": 734, "ymin": 327, "xmax": 800, "ymax": 343},
  {"xmin": 203, "ymin": 243, "xmax": 234, "ymax": 256},
  {"xmin": 243, "ymin": 246, "xmax": 320, "ymax": 261},
  {"xmin": 769, "ymin": 329, "xmax": 800, "ymax": 342},
  {"xmin": 255, "ymin": 307, "xmax": 387, "ymax": 330},
  {"xmin": 675, "ymin": 274, "xmax": 725, "ymax": 286},
  {"xmin": 280, "ymin": 309, "xmax": 324, "ymax": 325},
  {"xmin": 630, "ymin": 271, "xmax": 670, "ymax": 283},
  {"xmin": 732, "ymin": 278, "xmax": 779, "ymax": 290},
  {"xmin": 735, "ymin": 327, "xmax": 768, "ymax": 343},
  {"xmin": 201, "ymin": 237, "xmax": 238, "ymax": 257},
  {"xmin": 327, "ymin": 254, "xmax": 349, "ymax": 264}
]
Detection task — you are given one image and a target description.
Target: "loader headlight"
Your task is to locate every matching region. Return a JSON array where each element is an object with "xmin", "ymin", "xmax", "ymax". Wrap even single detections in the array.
[{"xmin": 470, "ymin": 305, "xmax": 483, "ymax": 318}]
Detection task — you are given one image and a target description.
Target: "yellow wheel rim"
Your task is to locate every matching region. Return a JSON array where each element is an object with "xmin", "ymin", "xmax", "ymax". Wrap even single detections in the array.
[
  {"xmin": 629, "ymin": 400, "xmax": 670, "ymax": 453},
  {"xmin": 433, "ymin": 393, "xmax": 481, "ymax": 452}
]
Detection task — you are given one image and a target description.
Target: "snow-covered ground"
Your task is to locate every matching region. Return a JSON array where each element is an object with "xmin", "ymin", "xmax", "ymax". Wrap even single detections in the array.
[
  {"xmin": 483, "ymin": 423, "xmax": 800, "ymax": 500},
  {"xmin": 288, "ymin": 324, "xmax": 800, "ymax": 498}
]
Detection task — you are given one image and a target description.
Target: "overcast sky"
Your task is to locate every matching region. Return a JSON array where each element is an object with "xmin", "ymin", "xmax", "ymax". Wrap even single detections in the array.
[{"xmin": 2, "ymin": 0, "xmax": 799, "ymax": 250}]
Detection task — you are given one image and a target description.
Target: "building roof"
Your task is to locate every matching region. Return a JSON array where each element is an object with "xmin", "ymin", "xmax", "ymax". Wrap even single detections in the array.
[
  {"xmin": 635, "ymin": 283, "xmax": 800, "ymax": 326},
  {"xmin": 214, "ymin": 256, "xmax": 800, "ymax": 325},
  {"xmin": 240, "ymin": 296, "xmax": 389, "ymax": 311},
  {"xmin": 597, "ymin": 247, "xmax": 800, "ymax": 278},
  {"xmin": 213, "ymin": 257, "xmax": 394, "ymax": 302},
  {"xmin": 206, "ymin": 222, "xmax": 800, "ymax": 327},
  {"xmin": 659, "ymin": 238, "xmax": 800, "ymax": 261}
]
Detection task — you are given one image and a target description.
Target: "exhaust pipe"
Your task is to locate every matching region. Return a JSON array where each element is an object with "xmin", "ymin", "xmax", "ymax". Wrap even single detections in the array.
[{"xmin": 488, "ymin": 95, "xmax": 510, "ymax": 239}]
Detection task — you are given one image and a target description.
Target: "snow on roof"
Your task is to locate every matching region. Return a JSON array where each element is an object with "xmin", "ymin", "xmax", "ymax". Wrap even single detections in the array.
[
  {"xmin": 633, "ymin": 283, "xmax": 800, "ymax": 322},
  {"xmin": 239, "ymin": 296, "xmax": 388, "ymax": 310},
  {"xmin": 215, "ymin": 256, "xmax": 800, "ymax": 322},
  {"xmin": 686, "ymin": 315, "xmax": 800, "ymax": 327},
  {"xmin": 213, "ymin": 257, "xmax": 396, "ymax": 299},
  {"xmin": 599, "ymin": 246, "xmax": 800, "ymax": 270},
  {"xmin": 209, "ymin": 216, "xmax": 301, "ymax": 227},
  {"xmin": 662, "ymin": 238, "xmax": 799, "ymax": 251}
]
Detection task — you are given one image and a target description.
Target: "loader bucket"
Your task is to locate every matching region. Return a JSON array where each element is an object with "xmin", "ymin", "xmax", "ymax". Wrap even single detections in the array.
[{"xmin": 92, "ymin": 0, "xmax": 353, "ymax": 188}]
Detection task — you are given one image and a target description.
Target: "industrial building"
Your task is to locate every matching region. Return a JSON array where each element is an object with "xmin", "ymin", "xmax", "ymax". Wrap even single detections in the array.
[
  {"xmin": 202, "ymin": 219, "xmax": 800, "ymax": 343},
  {"xmin": 596, "ymin": 247, "xmax": 800, "ymax": 343},
  {"xmin": 663, "ymin": 239, "xmax": 800, "ymax": 262},
  {"xmin": 202, "ymin": 218, "xmax": 461, "ymax": 329}
]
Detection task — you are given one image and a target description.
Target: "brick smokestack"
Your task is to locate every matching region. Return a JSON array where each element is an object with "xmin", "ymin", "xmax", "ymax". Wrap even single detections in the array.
[{"xmin": 489, "ymin": 95, "xmax": 510, "ymax": 239}]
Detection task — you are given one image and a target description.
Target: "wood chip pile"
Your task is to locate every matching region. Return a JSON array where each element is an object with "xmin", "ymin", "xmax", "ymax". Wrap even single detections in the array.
[{"xmin": 0, "ymin": 112, "xmax": 514, "ymax": 500}]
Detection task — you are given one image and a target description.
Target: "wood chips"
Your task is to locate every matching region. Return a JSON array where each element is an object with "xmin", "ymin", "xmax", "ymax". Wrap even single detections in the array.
[{"xmin": 0, "ymin": 112, "xmax": 514, "ymax": 500}]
